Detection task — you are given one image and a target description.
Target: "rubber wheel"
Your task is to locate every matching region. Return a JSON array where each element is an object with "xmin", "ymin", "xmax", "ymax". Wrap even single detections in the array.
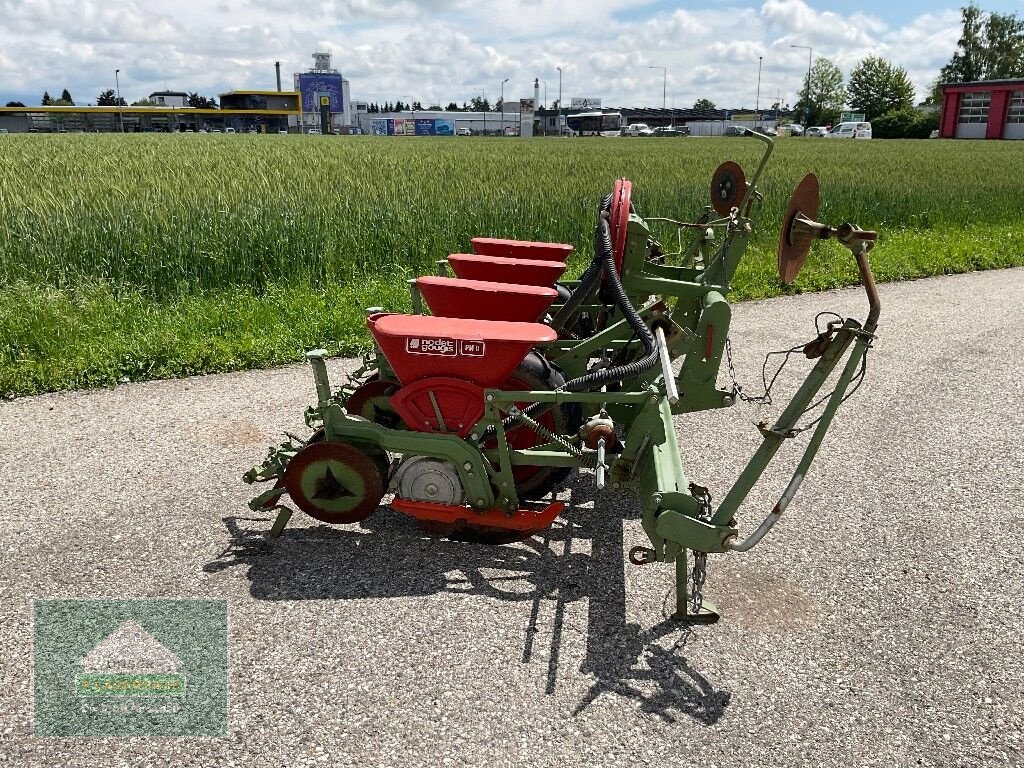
[{"xmin": 502, "ymin": 351, "xmax": 582, "ymax": 499}]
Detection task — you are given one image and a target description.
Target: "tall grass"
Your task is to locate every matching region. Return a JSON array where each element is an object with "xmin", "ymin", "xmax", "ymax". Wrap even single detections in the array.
[{"xmin": 1, "ymin": 134, "xmax": 1022, "ymax": 397}]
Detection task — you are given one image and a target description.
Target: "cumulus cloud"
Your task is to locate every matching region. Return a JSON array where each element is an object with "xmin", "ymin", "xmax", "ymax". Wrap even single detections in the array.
[{"xmin": 0, "ymin": 0, "xmax": 968, "ymax": 108}]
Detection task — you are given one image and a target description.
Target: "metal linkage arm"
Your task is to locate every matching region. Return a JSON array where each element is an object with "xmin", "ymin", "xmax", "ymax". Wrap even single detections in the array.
[{"xmin": 714, "ymin": 237, "xmax": 881, "ymax": 552}]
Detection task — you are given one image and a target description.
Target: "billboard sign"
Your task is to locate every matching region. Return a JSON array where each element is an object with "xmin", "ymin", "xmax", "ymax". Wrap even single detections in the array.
[
  {"xmin": 370, "ymin": 119, "xmax": 388, "ymax": 136},
  {"xmin": 297, "ymin": 72, "xmax": 344, "ymax": 113},
  {"xmin": 434, "ymin": 119, "xmax": 455, "ymax": 136},
  {"xmin": 392, "ymin": 118, "xmax": 405, "ymax": 135},
  {"xmin": 519, "ymin": 99, "xmax": 535, "ymax": 114},
  {"xmin": 840, "ymin": 111, "xmax": 866, "ymax": 123},
  {"xmin": 415, "ymin": 118, "xmax": 435, "ymax": 136},
  {"xmin": 571, "ymin": 97, "xmax": 601, "ymax": 109}
]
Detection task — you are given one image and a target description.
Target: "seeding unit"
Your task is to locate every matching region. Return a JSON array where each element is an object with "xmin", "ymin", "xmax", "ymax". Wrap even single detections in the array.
[{"xmin": 244, "ymin": 133, "xmax": 880, "ymax": 620}]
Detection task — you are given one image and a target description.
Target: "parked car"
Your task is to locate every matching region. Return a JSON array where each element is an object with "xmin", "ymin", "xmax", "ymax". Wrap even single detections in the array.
[
  {"xmin": 653, "ymin": 126, "xmax": 690, "ymax": 137},
  {"xmin": 723, "ymin": 125, "xmax": 749, "ymax": 137},
  {"xmin": 224, "ymin": 127, "xmax": 235, "ymax": 134},
  {"xmin": 558, "ymin": 126, "xmax": 578, "ymax": 137},
  {"xmin": 456, "ymin": 127, "xmax": 472, "ymax": 136},
  {"xmin": 805, "ymin": 126, "xmax": 829, "ymax": 137},
  {"xmin": 826, "ymin": 121, "xmax": 872, "ymax": 139},
  {"xmin": 623, "ymin": 123, "xmax": 654, "ymax": 137},
  {"xmin": 778, "ymin": 123, "xmax": 804, "ymax": 136}
]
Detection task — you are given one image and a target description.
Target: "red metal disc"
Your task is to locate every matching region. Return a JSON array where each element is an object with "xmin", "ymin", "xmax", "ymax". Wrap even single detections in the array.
[
  {"xmin": 283, "ymin": 441, "xmax": 384, "ymax": 524},
  {"xmin": 777, "ymin": 173, "xmax": 821, "ymax": 284},
  {"xmin": 345, "ymin": 378, "xmax": 403, "ymax": 427},
  {"xmin": 610, "ymin": 178, "xmax": 632, "ymax": 273},
  {"xmin": 389, "ymin": 376, "xmax": 485, "ymax": 438},
  {"xmin": 710, "ymin": 161, "xmax": 747, "ymax": 216}
]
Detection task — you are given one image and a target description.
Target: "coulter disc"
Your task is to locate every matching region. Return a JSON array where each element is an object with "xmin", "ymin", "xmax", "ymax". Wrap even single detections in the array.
[
  {"xmin": 710, "ymin": 161, "xmax": 747, "ymax": 216},
  {"xmin": 777, "ymin": 173, "xmax": 820, "ymax": 284}
]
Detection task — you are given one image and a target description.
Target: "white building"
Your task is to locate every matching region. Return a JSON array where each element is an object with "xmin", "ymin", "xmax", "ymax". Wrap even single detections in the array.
[{"xmin": 148, "ymin": 91, "xmax": 188, "ymax": 108}]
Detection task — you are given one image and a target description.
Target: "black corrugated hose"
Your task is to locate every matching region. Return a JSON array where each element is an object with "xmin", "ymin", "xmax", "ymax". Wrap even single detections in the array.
[{"xmin": 480, "ymin": 192, "xmax": 660, "ymax": 441}]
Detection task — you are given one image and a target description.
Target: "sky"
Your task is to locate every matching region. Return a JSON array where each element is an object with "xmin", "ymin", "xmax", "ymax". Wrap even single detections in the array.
[{"xmin": 1, "ymin": 0, "xmax": 1022, "ymax": 110}]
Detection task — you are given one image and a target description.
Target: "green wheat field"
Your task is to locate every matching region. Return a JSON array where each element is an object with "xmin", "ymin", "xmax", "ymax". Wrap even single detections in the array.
[{"xmin": 1, "ymin": 134, "xmax": 1022, "ymax": 397}]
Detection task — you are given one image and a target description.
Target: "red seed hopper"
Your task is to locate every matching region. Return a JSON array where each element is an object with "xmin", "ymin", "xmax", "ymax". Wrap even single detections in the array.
[{"xmin": 416, "ymin": 276, "xmax": 558, "ymax": 323}]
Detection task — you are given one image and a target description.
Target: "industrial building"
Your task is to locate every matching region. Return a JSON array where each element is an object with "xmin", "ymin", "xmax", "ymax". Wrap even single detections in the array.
[
  {"xmin": 0, "ymin": 89, "xmax": 300, "ymax": 133},
  {"xmin": 939, "ymin": 79, "xmax": 1024, "ymax": 139}
]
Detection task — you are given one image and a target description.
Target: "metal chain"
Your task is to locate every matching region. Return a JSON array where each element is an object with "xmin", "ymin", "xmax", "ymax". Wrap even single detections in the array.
[
  {"xmin": 690, "ymin": 551, "xmax": 707, "ymax": 614},
  {"xmin": 687, "ymin": 482, "xmax": 711, "ymax": 614},
  {"xmin": 725, "ymin": 336, "xmax": 771, "ymax": 405}
]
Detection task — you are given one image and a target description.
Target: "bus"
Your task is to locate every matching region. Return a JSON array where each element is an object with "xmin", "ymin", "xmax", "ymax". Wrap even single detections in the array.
[{"xmin": 565, "ymin": 111, "xmax": 625, "ymax": 137}]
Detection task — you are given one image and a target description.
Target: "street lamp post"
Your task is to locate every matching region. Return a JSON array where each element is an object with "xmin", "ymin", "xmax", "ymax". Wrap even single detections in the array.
[
  {"xmin": 479, "ymin": 88, "xmax": 486, "ymax": 135},
  {"xmin": 114, "ymin": 68, "xmax": 124, "ymax": 132},
  {"xmin": 557, "ymin": 66, "xmax": 562, "ymax": 137},
  {"xmin": 790, "ymin": 44, "xmax": 812, "ymax": 131},
  {"xmin": 648, "ymin": 66, "xmax": 666, "ymax": 110},
  {"xmin": 500, "ymin": 77, "xmax": 508, "ymax": 135},
  {"xmin": 755, "ymin": 56, "xmax": 762, "ymax": 127}
]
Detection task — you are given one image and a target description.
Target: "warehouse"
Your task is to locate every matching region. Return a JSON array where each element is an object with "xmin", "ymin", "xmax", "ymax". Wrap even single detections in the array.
[
  {"xmin": 0, "ymin": 90, "xmax": 300, "ymax": 133},
  {"xmin": 938, "ymin": 79, "xmax": 1024, "ymax": 139}
]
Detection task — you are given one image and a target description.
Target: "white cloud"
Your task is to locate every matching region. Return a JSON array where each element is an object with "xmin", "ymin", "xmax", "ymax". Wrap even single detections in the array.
[{"xmin": 0, "ymin": 0, "xmax": 969, "ymax": 108}]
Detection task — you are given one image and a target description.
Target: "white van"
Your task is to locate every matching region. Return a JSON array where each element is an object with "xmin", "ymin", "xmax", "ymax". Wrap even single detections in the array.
[{"xmin": 826, "ymin": 122, "xmax": 872, "ymax": 139}]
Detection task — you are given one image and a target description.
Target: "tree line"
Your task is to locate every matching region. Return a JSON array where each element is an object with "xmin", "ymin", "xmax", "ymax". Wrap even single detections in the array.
[
  {"xmin": 3, "ymin": 90, "xmax": 220, "ymax": 109},
  {"xmin": 787, "ymin": 2, "xmax": 1023, "ymax": 137},
  {"xmin": 366, "ymin": 96, "xmax": 518, "ymax": 113}
]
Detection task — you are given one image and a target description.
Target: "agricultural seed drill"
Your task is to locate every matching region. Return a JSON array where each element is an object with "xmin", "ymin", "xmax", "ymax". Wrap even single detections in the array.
[{"xmin": 244, "ymin": 133, "xmax": 880, "ymax": 620}]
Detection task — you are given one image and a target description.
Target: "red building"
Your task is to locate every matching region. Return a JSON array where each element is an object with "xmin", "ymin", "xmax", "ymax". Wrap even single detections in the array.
[{"xmin": 939, "ymin": 79, "xmax": 1024, "ymax": 139}]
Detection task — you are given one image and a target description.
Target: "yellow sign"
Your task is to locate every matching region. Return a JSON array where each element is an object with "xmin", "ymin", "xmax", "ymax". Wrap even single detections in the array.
[{"xmin": 319, "ymin": 96, "xmax": 330, "ymax": 106}]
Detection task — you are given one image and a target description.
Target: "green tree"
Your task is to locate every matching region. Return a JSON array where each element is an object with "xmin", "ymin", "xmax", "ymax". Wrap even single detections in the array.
[
  {"xmin": 132, "ymin": 98, "xmax": 157, "ymax": 106},
  {"xmin": 795, "ymin": 57, "xmax": 846, "ymax": 126},
  {"xmin": 847, "ymin": 56, "xmax": 915, "ymax": 120},
  {"xmin": 692, "ymin": 98, "xmax": 716, "ymax": 111},
  {"xmin": 871, "ymin": 108, "xmax": 940, "ymax": 139},
  {"xmin": 982, "ymin": 10, "xmax": 1024, "ymax": 79},
  {"xmin": 940, "ymin": 3, "xmax": 986, "ymax": 82},
  {"xmin": 394, "ymin": 100, "xmax": 406, "ymax": 112},
  {"xmin": 939, "ymin": 3, "xmax": 1024, "ymax": 83},
  {"xmin": 470, "ymin": 96, "xmax": 490, "ymax": 112},
  {"xmin": 187, "ymin": 93, "xmax": 218, "ymax": 109},
  {"xmin": 60, "ymin": 88, "xmax": 74, "ymax": 105},
  {"xmin": 96, "ymin": 89, "xmax": 120, "ymax": 106},
  {"xmin": 6, "ymin": 101, "xmax": 26, "ymax": 107},
  {"xmin": 446, "ymin": 102, "xmax": 459, "ymax": 111},
  {"xmin": 41, "ymin": 91, "xmax": 52, "ymax": 105}
]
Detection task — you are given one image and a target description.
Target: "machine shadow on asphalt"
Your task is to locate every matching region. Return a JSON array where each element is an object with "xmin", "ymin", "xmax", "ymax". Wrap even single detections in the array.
[{"xmin": 205, "ymin": 477, "xmax": 731, "ymax": 725}]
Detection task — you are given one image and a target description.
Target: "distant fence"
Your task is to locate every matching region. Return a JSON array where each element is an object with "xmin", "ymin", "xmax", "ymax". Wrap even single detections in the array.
[{"xmin": 684, "ymin": 120, "xmax": 779, "ymax": 137}]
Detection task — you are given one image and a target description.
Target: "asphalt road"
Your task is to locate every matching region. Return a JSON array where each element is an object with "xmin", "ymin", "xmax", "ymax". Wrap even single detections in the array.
[{"xmin": 1, "ymin": 268, "xmax": 1021, "ymax": 767}]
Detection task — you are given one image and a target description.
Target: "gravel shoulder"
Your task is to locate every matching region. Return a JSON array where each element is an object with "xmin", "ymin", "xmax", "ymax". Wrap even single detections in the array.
[{"xmin": 0, "ymin": 268, "xmax": 1021, "ymax": 767}]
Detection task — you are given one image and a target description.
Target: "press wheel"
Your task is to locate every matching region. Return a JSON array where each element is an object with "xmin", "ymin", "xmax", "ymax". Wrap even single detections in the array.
[{"xmin": 283, "ymin": 441, "xmax": 384, "ymax": 524}]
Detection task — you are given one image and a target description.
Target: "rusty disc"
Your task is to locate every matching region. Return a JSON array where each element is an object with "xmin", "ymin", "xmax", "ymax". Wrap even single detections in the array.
[
  {"xmin": 710, "ymin": 161, "xmax": 747, "ymax": 216},
  {"xmin": 345, "ymin": 378, "xmax": 403, "ymax": 428},
  {"xmin": 777, "ymin": 173, "xmax": 820, "ymax": 284},
  {"xmin": 283, "ymin": 441, "xmax": 383, "ymax": 524}
]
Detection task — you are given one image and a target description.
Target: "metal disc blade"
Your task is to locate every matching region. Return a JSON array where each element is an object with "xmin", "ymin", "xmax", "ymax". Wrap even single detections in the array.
[
  {"xmin": 710, "ymin": 161, "xmax": 747, "ymax": 216},
  {"xmin": 777, "ymin": 173, "xmax": 820, "ymax": 284}
]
